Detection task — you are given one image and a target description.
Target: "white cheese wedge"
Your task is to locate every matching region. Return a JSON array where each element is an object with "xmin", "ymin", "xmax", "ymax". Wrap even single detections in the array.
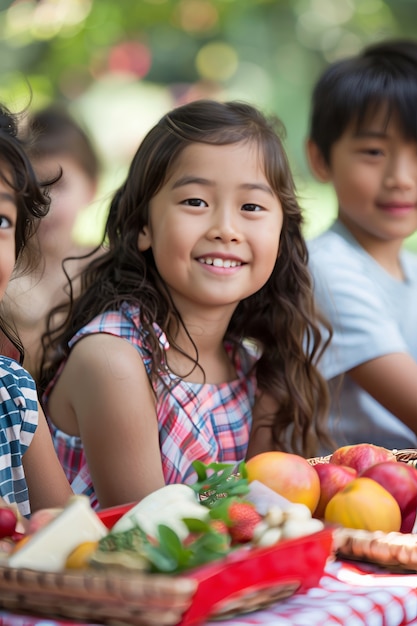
[
  {"xmin": 112, "ymin": 484, "xmax": 209, "ymax": 540},
  {"xmin": 9, "ymin": 495, "xmax": 108, "ymax": 572}
]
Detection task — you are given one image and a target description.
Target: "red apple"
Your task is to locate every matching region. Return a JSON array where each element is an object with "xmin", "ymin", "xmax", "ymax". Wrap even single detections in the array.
[
  {"xmin": 330, "ymin": 443, "xmax": 396, "ymax": 474},
  {"xmin": 313, "ymin": 463, "xmax": 357, "ymax": 519},
  {"xmin": 361, "ymin": 461, "xmax": 417, "ymax": 533}
]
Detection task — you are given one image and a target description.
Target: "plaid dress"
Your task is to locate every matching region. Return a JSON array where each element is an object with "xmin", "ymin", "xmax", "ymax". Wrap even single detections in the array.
[
  {"xmin": 0, "ymin": 357, "xmax": 38, "ymax": 517},
  {"xmin": 44, "ymin": 303, "xmax": 258, "ymax": 510}
]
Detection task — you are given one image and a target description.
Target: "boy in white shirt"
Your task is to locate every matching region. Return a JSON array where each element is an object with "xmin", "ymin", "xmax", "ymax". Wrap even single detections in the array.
[{"xmin": 307, "ymin": 39, "xmax": 417, "ymax": 453}]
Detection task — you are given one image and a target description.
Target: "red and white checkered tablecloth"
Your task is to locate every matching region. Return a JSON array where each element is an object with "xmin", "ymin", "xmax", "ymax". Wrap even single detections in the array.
[{"xmin": 0, "ymin": 560, "xmax": 417, "ymax": 626}]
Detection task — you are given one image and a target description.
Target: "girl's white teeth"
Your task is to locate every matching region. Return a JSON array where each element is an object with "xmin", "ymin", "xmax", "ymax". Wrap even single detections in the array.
[{"xmin": 199, "ymin": 257, "xmax": 241, "ymax": 268}]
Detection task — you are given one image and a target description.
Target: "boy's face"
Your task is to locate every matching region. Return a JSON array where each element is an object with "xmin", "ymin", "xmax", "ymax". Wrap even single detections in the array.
[
  {"xmin": 310, "ymin": 108, "xmax": 417, "ymax": 249},
  {"xmin": 0, "ymin": 175, "xmax": 16, "ymax": 301}
]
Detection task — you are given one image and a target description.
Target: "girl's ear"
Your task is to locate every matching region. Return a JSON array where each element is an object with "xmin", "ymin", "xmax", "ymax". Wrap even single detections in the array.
[
  {"xmin": 306, "ymin": 139, "xmax": 332, "ymax": 183},
  {"xmin": 138, "ymin": 225, "xmax": 152, "ymax": 251}
]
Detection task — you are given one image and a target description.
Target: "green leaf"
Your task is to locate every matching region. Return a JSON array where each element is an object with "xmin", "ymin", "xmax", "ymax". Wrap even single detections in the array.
[
  {"xmin": 192, "ymin": 459, "xmax": 211, "ymax": 482},
  {"xmin": 190, "ymin": 460, "xmax": 249, "ymax": 507},
  {"xmin": 157, "ymin": 524, "xmax": 184, "ymax": 556},
  {"xmin": 182, "ymin": 518, "xmax": 212, "ymax": 533},
  {"xmin": 145, "ymin": 545, "xmax": 179, "ymax": 573}
]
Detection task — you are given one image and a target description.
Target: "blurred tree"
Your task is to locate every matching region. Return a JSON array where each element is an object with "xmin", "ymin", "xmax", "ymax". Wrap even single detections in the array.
[{"xmin": 1, "ymin": 0, "xmax": 417, "ymax": 245}]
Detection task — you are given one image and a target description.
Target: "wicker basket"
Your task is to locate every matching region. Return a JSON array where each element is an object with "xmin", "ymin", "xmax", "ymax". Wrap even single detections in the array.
[
  {"xmin": 333, "ymin": 527, "xmax": 417, "ymax": 573},
  {"xmin": 308, "ymin": 448, "xmax": 417, "ymax": 573},
  {"xmin": 0, "ymin": 565, "xmax": 196, "ymax": 626},
  {"xmin": 0, "ymin": 528, "xmax": 334, "ymax": 626},
  {"xmin": 308, "ymin": 448, "xmax": 417, "ymax": 467}
]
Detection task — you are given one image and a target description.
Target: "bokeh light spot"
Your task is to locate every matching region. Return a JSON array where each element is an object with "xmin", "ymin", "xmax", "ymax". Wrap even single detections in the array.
[
  {"xmin": 108, "ymin": 41, "xmax": 152, "ymax": 79},
  {"xmin": 177, "ymin": 0, "xmax": 218, "ymax": 33},
  {"xmin": 196, "ymin": 42, "xmax": 238, "ymax": 81}
]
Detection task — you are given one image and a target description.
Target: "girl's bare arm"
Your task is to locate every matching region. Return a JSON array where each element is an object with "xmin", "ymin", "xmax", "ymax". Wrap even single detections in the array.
[
  {"xmin": 23, "ymin": 403, "xmax": 73, "ymax": 512},
  {"xmin": 54, "ymin": 333, "xmax": 166, "ymax": 508}
]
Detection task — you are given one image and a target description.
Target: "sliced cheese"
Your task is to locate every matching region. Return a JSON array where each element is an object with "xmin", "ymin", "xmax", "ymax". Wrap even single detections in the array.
[
  {"xmin": 112, "ymin": 484, "xmax": 209, "ymax": 539},
  {"xmin": 9, "ymin": 495, "xmax": 107, "ymax": 572}
]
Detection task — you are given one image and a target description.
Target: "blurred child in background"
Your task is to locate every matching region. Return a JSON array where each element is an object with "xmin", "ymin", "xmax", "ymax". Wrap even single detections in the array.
[
  {"xmin": 4, "ymin": 105, "xmax": 101, "ymax": 378},
  {"xmin": 0, "ymin": 103, "xmax": 72, "ymax": 517},
  {"xmin": 306, "ymin": 39, "xmax": 417, "ymax": 453}
]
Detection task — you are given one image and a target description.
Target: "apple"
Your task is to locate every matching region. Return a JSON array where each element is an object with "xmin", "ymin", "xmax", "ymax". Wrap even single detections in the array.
[
  {"xmin": 245, "ymin": 451, "xmax": 320, "ymax": 514},
  {"xmin": 324, "ymin": 477, "xmax": 402, "ymax": 533},
  {"xmin": 330, "ymin": 443, "xmax": 396, "ymax": 474},
  {"xmin": 313, "ymin": 463, "xmax": 357, "ymax": 519},
  {"xmin": 361, "ymin": 461, "xmax": 417, "ymax": 533}
]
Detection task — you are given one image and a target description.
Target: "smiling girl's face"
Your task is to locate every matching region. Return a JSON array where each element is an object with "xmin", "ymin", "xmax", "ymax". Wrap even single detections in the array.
[
  {"xmin": 138, "ymin": 140, "xmax": 283, "ymax": 318},
  {"xmin": 0, "ymin": 174, "xmax": 16, "ymax": 302}
]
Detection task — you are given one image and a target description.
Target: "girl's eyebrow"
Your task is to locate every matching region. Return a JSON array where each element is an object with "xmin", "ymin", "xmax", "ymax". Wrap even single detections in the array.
[
  {"xmin": 172, "ymin": 176, "xmax": 274, "ymax": 196},
  {"xmin": 0, "ymin": 191, "xmax": 15, "ymax": 203},
  {"xmin": 172, "ymin": 175, "xmax": 212, "ymax": 189},
  {"xmin": 241, "ymin": 182, "xmax": 275, "ymax": 196}
]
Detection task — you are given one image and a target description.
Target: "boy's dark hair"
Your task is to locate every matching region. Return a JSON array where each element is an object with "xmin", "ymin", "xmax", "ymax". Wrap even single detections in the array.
[
  {"xmin": 25, "ymin": 104, "xmax": 100, "ymax": 181},
  {"xmin": 309, "ymin": 38, "xmax": 417, "ymax": 164}
]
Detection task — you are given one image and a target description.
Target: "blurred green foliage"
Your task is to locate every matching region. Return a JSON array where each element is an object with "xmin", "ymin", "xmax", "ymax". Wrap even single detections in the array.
[{"xmin": 1, "ymin": 0, "xmax": 417, "ymax": 248}]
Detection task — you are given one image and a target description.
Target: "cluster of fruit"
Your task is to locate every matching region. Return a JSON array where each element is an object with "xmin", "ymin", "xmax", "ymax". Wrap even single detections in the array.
[
  {"xmin": 244, "ymin": 444, "xmax": 417, "ymax": 535},
  {"xmin": 314, "ymin": 443, "xmax": 417, "ymax": 533}
]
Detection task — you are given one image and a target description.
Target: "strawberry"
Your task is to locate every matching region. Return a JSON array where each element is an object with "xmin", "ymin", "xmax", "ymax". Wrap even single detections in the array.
[
  {"xmin": 209, "ymin": 519, "xmax": 229, "ymax": 535},
  {"xmin": 226, "ymin": 501, "xmax": 262, "ymax": 544},
  {"xmin": 209, "ymin": 519, "xmax": 231, "ymax": 550}
]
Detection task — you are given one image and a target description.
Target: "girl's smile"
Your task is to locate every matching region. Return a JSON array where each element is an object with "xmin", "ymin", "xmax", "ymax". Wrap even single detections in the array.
[{"xmin": 197, "ymin": 254, "xmax": 244, "ymax": 272}]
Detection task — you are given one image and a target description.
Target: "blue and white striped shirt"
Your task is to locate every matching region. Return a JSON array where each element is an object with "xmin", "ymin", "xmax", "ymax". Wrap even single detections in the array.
[{"xmin": 0, "ymin": 356, "xmax": 38, "ymax": 517}]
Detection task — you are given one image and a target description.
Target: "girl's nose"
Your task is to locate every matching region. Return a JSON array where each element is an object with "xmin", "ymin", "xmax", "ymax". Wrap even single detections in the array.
[{"xmin": 207, "ymin": 206, "xmax": 242, "ymax": 242}]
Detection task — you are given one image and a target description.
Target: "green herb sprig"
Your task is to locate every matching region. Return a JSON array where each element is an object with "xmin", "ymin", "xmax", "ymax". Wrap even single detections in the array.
[{"xmin": 190, "ymin": 460, "xmax": 249, "ymax": 507}]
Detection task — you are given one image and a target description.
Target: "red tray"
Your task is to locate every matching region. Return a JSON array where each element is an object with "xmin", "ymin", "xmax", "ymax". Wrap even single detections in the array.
[
  {"xmin": 97, "ymin": 504, "xmax": 334, "ymax": 625},
  {"xmin": 97, "ymin": 501, "xmax": 136, "ymax": 529}
]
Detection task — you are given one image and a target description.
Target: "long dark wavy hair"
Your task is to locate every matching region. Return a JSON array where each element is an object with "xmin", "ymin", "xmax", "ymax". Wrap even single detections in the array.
[
  {"xmin": 40, "ymin": 99, "xmax": 331, "ymax": 457},
  {"xmin": 0, "ymin": 104, "xmax": 51, "ymax": 362}
]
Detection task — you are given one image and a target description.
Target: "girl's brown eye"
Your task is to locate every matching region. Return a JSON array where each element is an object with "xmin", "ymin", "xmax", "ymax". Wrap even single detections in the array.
[
  {"xmin": 183, "ymin": 198, "xmax": 207, "ymax": 207},
  {"xmin": 242, "ymin": 203, "xmax": 262, "ymax": 212}
]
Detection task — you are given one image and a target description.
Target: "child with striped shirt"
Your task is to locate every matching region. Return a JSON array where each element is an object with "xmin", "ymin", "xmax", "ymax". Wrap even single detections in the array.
[{"xmin": 0, "ymin": 103, "xmax": 71, "ymax": 517}]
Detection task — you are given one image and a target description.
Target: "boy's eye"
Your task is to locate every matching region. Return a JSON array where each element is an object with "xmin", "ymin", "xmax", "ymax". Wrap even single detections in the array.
[
  {"xmin": 182, "ymin": 198, "xmax": 208, "ymax": 207},
  {"xmin": 362, "ymin": 147, "xmax": 384, "ymax": 157},
  {"xmin": 242, "ymin": 203, "xmax": 263, "ymax": 212}
]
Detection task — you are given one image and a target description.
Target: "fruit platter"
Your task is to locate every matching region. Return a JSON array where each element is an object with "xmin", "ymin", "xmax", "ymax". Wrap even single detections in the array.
[
  {"xmin": 0, "ymin": 459, "xmax": 333, "ymax": 626},
  {"xmin": 0, "ymin": 445, "xmax": 416, "ymax": 625}
]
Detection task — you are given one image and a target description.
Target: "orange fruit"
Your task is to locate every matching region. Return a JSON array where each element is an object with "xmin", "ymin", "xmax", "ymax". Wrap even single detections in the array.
[
  {"xmin": 324, "ymin": 477, "xmax": 402, "ymax": 532},
  {"xmin": 245, "ymin": 451, "xmax": 320, "ymax": 513},
  {"xmin": 65, "ymin": 541, "xmax": 98, "ymax": 569}
]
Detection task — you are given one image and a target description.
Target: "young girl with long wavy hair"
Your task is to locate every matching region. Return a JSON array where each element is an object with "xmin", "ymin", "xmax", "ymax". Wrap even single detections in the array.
[{"xmin": 39, "ymin": 100, "xmax": 331, "ymax": 510}]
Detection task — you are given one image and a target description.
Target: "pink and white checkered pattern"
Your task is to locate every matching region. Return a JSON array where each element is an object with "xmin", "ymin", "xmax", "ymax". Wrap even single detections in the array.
[{"xmin": 1, "ymin": 560, "xmax": 417, "ymax": 626}]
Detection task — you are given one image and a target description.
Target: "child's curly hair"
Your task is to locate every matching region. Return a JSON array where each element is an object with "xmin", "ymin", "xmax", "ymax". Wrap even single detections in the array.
[{"xmin": 0, "ymin": 103, "xmax": 52, "ymax": 361}]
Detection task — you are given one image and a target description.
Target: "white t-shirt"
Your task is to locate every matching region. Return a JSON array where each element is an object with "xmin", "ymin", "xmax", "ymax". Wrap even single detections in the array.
[{"xmin": 308, "ymin": 220, "xmax": 417, "ymax": 454}]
